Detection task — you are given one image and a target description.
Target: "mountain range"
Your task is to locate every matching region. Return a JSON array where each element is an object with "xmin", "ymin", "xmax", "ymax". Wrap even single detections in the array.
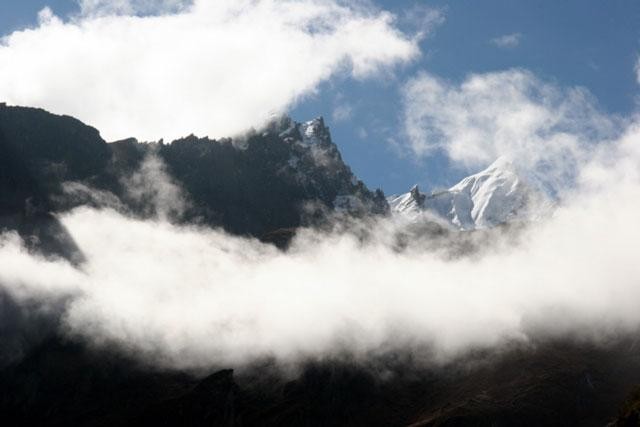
[
  {"xmin": 1, "ymin": 104, "xmax": 639, "ymax": 426},
  {"xmin": 0, "ymin": 103, "xmax": 549, "ymax": 252},
  {"xmin": 0, "ymin": 105, "xmax": 387, "ymax": 253}
]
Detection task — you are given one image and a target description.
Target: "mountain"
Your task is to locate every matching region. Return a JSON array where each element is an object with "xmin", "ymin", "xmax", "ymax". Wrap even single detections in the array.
[
  {"xmin": 389, "ymin": 157, "xmax": 550, "ymax": 230},
  {"xmin": 3, "ymin": 104, "xmax": 640, "ymax": 426},
  {"xmin": 0, "ymin": 105, "xmax": 387, "ymax": 245}
]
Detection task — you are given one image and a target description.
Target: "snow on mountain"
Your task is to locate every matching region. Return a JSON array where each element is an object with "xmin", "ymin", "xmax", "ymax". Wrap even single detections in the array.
[
  {"xmin": 389, "ymin": 157, "xmax": 550, "ymax": 230},
  {"xmin": 388, "ymin": 185, "xmax": 426, "ymax": 220},
  {"xmin": 299, "ymin": 117, "xmax": 331, "ymax": 145}
]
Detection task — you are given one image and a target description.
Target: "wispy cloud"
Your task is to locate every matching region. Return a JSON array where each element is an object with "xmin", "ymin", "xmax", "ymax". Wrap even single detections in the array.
[
  {"xmin": 491, "ymin": 32, "xmax": 522, "ymax": 49},
  {"xmin": 332, "ymin": 103, "xmax": 354, "ymax": 122},
  {"xmin": 77, "ymin": 0, "xmax": 189, "ymax": 16},
  {"xmin": 400, "ymin": 4, "xmax": 446, "ymax": 40},
  {"xmin": 356, "ymin": 126, "xmax": 368, "ymax": 139},
  {"xmin": 401, "ymin": 69, "xmax": 620, "ymax": 191}
]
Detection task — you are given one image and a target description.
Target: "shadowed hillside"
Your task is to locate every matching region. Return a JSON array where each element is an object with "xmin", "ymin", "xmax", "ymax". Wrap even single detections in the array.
[{"xmin": 0, "ymin": 105, "xmax": 386, "ymax": 241}]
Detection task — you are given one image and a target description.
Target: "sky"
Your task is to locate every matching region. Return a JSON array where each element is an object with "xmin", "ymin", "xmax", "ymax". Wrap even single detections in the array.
[{"xmin": 0, "ymin": 0, "xmax": 639, "ymax": 194}]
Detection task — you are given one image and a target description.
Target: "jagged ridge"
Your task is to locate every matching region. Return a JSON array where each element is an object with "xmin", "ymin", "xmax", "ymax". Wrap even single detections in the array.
[{"xmin": 0, "ymin": 105, "xmax": 387, "ymax": 241}]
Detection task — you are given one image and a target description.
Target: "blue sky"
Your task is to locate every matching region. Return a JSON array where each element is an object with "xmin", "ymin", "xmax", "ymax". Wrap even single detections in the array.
[
  {"xmin": 294, "ymin": 0, "xmax": 640, "ymax": 193},
  {"xmin": 1, "ymin": 1, "xmax": 639, "ymax": 194}
]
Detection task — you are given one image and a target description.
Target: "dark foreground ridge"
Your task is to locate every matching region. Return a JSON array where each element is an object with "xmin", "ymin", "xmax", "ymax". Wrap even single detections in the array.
[
  {"xmin": 1, "ymin": 105, "xmax": 640, "ymax": 426},
  {"xmin": 2, "ymin": 335, "xmax": 640, "ymax": 426}
]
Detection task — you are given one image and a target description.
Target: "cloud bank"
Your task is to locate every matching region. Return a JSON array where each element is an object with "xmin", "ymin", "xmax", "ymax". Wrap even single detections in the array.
[
  {"xmin": 2, "ymin": 115, "xmax": 640, "ymax": 370},
  {"xmin": 0, "ymin": 0, "xmax": 419, "ymax": 141}
]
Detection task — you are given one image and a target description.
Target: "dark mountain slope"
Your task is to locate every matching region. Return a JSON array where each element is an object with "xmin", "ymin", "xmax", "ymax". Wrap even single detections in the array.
[
  {"xmin": 156, "ymin": 117, "xmax": 387, "ymax": 235},
  {"xmin": 0, "ymin": 105, "xmax": 109, "ymax": 182},
  {"xmin": 1, "ymin": 337, "xmax": 640, "ymax": 426},
  {"xmin": 0, "ymin": 120, "xmax": 84, "ymax": 262},
  {"xmin": 0, "ymin": 105, "xmax": 386, "ymax": 240}
]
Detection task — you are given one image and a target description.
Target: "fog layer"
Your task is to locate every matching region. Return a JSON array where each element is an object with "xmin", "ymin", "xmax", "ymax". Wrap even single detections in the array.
[{"xmin": 1, "ymin": 124, "xmax": 640, "ymax": 369}]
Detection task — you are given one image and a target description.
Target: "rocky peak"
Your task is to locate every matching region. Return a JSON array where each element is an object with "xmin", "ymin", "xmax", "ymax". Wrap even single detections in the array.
[
  {"xmin": 409, "ymin": 185, "xmax": 425, "ymax": 205},
  {"xmin": 298, "ymin": 117, "xmax": 331, "ymax": 145}
]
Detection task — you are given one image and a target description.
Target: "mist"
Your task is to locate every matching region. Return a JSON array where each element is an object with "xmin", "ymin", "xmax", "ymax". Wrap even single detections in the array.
[{"xmin": 1, "ymin": 123, "xmax": 640, "ymax": 371}]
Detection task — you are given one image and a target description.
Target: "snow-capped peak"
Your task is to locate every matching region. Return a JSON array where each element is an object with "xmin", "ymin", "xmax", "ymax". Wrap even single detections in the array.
[
  {"xmin": 389, "ymin": 157, "xmax": 550, "ymax": 230},
  {"xmin": 388, "ymin": 184, "xmax": 426, "ymax": 220},
  {"xmin": 299, "ymin": 117, "xmax": 330, "ymax": 145}
]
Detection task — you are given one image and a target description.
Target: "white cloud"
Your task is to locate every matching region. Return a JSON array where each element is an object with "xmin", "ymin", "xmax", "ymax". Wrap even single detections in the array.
[
  {"xmin": 0, "ymin": 0, "xmax": 419, "ymax": 141},
  {"xmin": 491, "ymin": 32, "xmax": 522, "ymax": 49},
  {"xmin": 401, "ymin": 69, "xmax": 620, "ymax": 191}
]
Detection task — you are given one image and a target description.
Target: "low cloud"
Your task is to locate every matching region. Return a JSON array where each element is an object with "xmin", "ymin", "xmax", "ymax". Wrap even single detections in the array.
[
  {"xmin": 123, "ymin": 149, "xmax": 189, "ymax": 220},
  {"xmin": 0, "ymin": 0, "xmax": 420, "ymax": 141},
  {"xmin": 2, "ymin": 118, "xmax": 640, "ymax": 370},
  {"xmin": 491, "ymin": 32, "xmax": 522, "ymax": 49}
]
